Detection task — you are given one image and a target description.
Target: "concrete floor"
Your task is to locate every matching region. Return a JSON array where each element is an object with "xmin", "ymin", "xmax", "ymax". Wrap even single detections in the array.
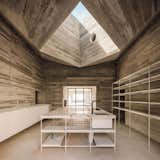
[{"xmin": 0, "ymin": 123, "xmax": 159, "ymax": 160}]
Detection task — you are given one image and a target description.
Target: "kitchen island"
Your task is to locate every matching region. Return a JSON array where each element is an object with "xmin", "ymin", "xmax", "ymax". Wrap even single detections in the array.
[{"xmin": 40, "ymin": 107, "xmax": 116, "ymax": 151}]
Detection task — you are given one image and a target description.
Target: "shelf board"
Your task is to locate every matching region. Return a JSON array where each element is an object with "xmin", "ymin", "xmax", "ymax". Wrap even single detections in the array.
[
  {"xmin": 92, "ymin": 145, "xmax": 115, "ymax": 147},
  {"xmin": 113, "ymin": 88, "xmax": 160, "ymax": 96},
  {"xmin": 113, "ymin": 87, "xmax": 120, "ymax": 90},
  {"xmin": 94, "ymin": 134, "xmax": 114, "ymax": 147},
  {"xmin": 150, "ymin": 61, "xmax": 160, "ymax": 70},
  {"xmin": 113, "ymin": 107, "xmax": 148, "ymax": 117},
  {"xmin": 113, "ymin": 74, "xmax": 160, "ymax": 90},
  {"xmin": 42, "ymin": 144, "xmax": 64, "ymax": 148},
  {"xmin": 42, "ymin": 130, "xmax": 65, "ymax": 133},
  {"xmin": 91, "ymin": 129, "xmax": 115, "ymax": 133},
  {"xmin": 119, "ymin": 78, "xmax": 148, "ymax": 88},
  {"xmin": 67, "ymin": 133, "xmax": 90, "ymax": 147},
  {"xmin": 114, "ymin": 61, "xmax": 160, "ymax": 85},
  {"xmin": 113, "ymin": 81, "xmax": 119, "ymax": 85},
  {"xmin": 150, "ymin": 88, "xmax": 160, "ymax": 93},
  {"xmin": 42, "ymin": 125, "xmax": 65, "ymax": 131},
  {"xmin": 113, "ymin": 94, "xmax": 119, "ymax": 96},
  {"xmin": 42, "ymin": 129, "xmax": 115, "ymax": 133},
  {"xmin": 119, "ymin": 68, "xmax": 148, "ymax": 84},
  {"xmin": 113, "ymin": 100, "xmax": 160, "ymax": 105},
  {"xmin": 66, "ymin": 129, "xmax": 90, "ymax": 133},
  {"xmin": 151, "ymin": 102, "xmax": 160, "ymax": 105},
  {"xmin": 42, "ymin": 134, "xmax": 64, "ymax": 147},
  {"xmin": 151, "ymin": 74, "xmax": 160, "ymax": 82},
  {"xmin": 66, "ymin": 145, "xmax": 90, "ymax": 148},
  {"xmin": 124, "ymin": 90, "xmax": 148, "ymax": 95},
  {"xmin": 113, "ymin": 107, "xmax": 160, "ymax": 120},
  {"xmin": 42, "ymin": 125, "xmax": 65, "ymax": 133}
]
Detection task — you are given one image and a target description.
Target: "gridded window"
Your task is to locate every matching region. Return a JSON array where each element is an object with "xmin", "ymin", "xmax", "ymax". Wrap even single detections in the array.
[{"xmin": 67, "ymin": 88, "xmax": 92, "ymax": 113}]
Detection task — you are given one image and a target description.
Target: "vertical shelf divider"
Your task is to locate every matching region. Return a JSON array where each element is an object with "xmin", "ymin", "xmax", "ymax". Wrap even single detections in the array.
[
  {"xmin": 148, "ymin": 67, "xmax": 151, "ymax": 151},
  {"xmin": 112, "ymin": 83, "xmax": 114, "ymax": 114},
  {"xmin": 129, "ymin": 78, "xmax": 131, "ymax": 136},
  {"xmin": 118, "ymin": 80, "xmax": 120, "ymax": 124}
]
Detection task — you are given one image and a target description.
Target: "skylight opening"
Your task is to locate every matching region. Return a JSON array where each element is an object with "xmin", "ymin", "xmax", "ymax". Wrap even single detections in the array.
[
  {"xmin": 71, "ymin": 2, "xmax": 120, "ymax": 54},
  {"xmin": 71, "ymin": 2, "xmax": 90, "ymax": 24}
]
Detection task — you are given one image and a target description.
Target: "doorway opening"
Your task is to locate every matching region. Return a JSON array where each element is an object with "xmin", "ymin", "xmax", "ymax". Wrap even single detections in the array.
[
  {"xmin": 35, "ymin": 90, "xmax": 39, "ymax": 104},
  {"xmin": 63, "ymin": 86, "xmax": 96, "ymax": 114}
]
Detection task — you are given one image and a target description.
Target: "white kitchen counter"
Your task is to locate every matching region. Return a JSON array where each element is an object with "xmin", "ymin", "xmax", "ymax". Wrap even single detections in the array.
[{"xmin": 0, "ymin": 104, "xmax": 50, "ymax": 142}]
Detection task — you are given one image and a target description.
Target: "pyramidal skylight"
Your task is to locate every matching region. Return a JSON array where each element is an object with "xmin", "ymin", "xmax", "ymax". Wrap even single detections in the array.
[
  {"xmin": 71, "ymin": 2, "xmax": 120, "ymax": 54},
  {"xmin": 41, "ymin": 1, "xmax": 120, "ymax": 67}
]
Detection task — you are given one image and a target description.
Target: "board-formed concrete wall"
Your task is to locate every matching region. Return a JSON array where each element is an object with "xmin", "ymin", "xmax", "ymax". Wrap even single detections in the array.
[
  {"xmin": 117, "ymin": 17, "xmax": 160, "ymax": 143},
  {"xmin": 42, "ymin": 60, "xmax": 116, "ymax": 111},
  {"xmin": 41, "ymin": 15, "xmax": 81, "ymax": 67},
  {"xmin": 79, "ymin": 15, "xmax": 119, "ymax": 66},
  {"xmin": 0, "ymin": 16, "xmax": 43, "ymax": 109}
]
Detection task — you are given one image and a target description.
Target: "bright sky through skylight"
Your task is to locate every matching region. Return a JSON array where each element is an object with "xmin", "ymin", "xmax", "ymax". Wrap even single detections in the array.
[
  {"xmin": 71, "ymin": 1, "xmax": 120, "ymax": 55},
  {"xmin": 71, "ymin": 2, "xmax": 90, "ymax": 24}
]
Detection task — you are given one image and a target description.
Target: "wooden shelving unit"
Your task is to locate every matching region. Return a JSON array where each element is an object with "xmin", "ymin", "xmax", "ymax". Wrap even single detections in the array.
[
  {"xmin": 40, "ymin": 108, "xmax": 116, "ymax": 152},
  {"xmin": 112, "ymin": 60, "xmax": 160, "ymax": 150}
]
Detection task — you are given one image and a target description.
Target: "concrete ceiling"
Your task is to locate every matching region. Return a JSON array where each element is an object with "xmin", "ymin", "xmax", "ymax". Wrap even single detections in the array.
[
  {"xmin": 40, "ymin": 5, "xmax": 120, "ymax": 67},
  {"xmin": 0, "ymin": 0, "xmax": 79, "ymax": 48},
  {"xmin": 0, "ymin": 0, "xmax": 159, "ymax": 67},
  {"xmin": 41, "ymin": 15, "xmax": 81, "ymax": 67}
]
